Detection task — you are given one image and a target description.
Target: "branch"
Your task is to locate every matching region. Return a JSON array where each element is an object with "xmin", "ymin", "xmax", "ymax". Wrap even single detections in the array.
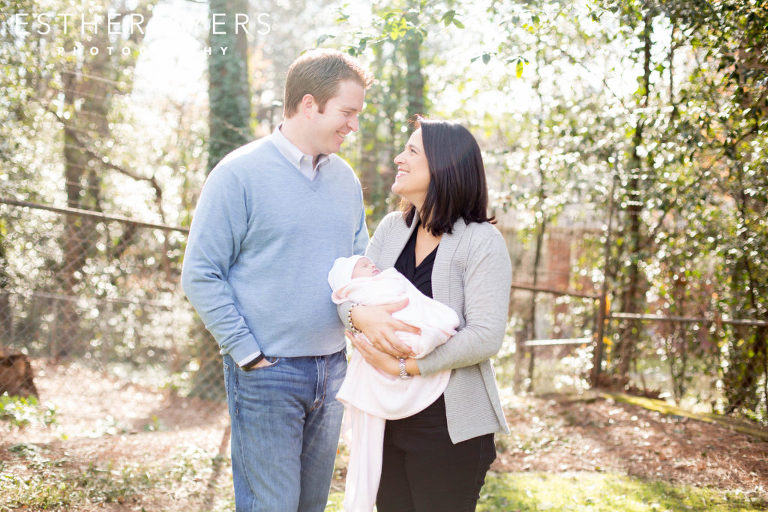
[
  {"xmin": 555, "ymin": 46, "xmax": 632, "ymax": 116},
  {"xmin": 42, "ymin": 100, "xmax": 168, "ymax": 225}
]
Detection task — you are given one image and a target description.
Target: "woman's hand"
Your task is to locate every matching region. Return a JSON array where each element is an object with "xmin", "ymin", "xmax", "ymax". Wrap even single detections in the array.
[
  {"xmin": 350, "ymin": 299, "xmax": 420, "ymax": 358},
  {"xmin": 351, "ymin": 335, "xmax": 399, "ymax": 376},
  {"xmin": 351, "ymin": 334, "xmax": 421, "ymax": 377}
]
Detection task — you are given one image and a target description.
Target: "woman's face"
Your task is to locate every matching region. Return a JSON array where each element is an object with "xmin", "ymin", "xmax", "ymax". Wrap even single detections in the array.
[{"xmin": 392, "ymin": 128, "xmax": 430, "ymax": 208}]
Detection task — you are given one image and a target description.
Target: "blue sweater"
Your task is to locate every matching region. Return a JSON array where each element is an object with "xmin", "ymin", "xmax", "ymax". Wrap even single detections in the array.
[{"xmin": 181, "ymin": 135, "xmax": 368, "ymax": 362}]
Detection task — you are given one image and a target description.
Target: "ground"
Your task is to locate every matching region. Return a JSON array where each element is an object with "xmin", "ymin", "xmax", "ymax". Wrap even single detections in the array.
[
  {"xmin": 1, "ymin": 360, "xmax": 767, "ymax": 511},
  {"xmin": 495, "ymin": 394, "xmax": 768, "ymax": 494}
]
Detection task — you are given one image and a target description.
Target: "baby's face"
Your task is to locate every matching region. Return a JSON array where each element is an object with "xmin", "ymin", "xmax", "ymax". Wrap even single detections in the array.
[{"xmin": 351, "ymin": 258, "xmax": 380, "ymax": 279}]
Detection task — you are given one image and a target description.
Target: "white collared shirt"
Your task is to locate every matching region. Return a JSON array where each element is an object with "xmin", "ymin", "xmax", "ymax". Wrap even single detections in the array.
[{"xmin": 271, "ymin": 124, "xmax": 329, "ymax": 181}]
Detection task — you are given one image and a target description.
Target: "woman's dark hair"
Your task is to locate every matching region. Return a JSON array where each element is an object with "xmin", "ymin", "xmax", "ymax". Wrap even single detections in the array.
[{"xmin": 402, "ymin": 117, "xmax": 495, "ymax": 235}]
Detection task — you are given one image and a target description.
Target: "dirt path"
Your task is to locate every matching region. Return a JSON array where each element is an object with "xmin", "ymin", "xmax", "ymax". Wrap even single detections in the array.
[
  {"xmin": 2, "ymin": 361, "xmax": 767, "ymax": 510},
  {"xmin": 495, "ymin": 394, "xmax": 768, "ymax": 501}
]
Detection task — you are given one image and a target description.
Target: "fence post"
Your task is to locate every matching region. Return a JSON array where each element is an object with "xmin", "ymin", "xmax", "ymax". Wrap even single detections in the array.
[
  {"xmin": 591, "ymin": 293, "xmax": 606, "ymax": 386},
  {"xmin": 513, "ymin": 328, "xmax": 525, "ymax": 393},
  {"xmin": 591, "ymin": 169, "xmax": 617, "ymax": 388},
  {"xmin": 50, "ymin": 298, "xmax": 58, "ymax": 359}
]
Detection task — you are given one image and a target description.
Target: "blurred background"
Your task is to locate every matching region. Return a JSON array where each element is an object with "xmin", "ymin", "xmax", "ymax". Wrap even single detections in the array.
[
  {"xmin": 2, "ymin": 0, "xmax": 766, "ymax": 420},
  {"xmin": 1, "ymin": 0, "xmax": 766, "ymax": 471},
  {"xmin": 2, "ymin": 1, "xmax": 767, "ymax": 509}
]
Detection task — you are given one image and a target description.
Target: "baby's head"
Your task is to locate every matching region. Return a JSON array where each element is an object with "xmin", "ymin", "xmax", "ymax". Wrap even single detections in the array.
[
  {"xmin": 328, "ymin": 255, "xmax": 381, "ymax": 294},
  {"xmin": 351, "ymin": 257, "xmax": 380, "ymax": 279}
]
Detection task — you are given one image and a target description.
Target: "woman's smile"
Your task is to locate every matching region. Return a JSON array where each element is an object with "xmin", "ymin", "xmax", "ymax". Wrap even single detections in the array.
[{"xmin": 391, "ymin": 128, "xmax": 430, "ymax": 207}]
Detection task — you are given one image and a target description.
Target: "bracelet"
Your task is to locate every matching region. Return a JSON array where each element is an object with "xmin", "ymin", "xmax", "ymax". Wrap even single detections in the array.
[
  {"xmin": 399, "ymin": 358, "xmax": 411, "ymax": 379},
  {"xmin": 347, "ymin": 303, "xmax": 362, "ymax": 335}
]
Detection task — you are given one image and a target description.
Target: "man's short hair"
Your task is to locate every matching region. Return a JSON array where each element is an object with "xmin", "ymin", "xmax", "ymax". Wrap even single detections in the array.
[{"xmin": 284, "ymin": 49, "xmax": 372, "ymax": 118}]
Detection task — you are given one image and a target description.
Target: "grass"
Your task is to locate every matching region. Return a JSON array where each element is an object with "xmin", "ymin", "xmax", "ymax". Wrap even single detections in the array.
[
  {"xmin": 0, "ymin": 393, "xmax": 56, "ymax": 428},
  {"xmin": 0, "ymin": 443, "xmax": 231, "ymax": 511},
  {"xmin": 4, "ymin": 441, "xmax": 765, "ymax": 511},
  {"xmin": 326, "ymin": 472, "xmax": 767, "ymax": 512},
  {"xmin": 1, "ymin": 444, "xmax": 156, "ymax": 510},
  {"xmin": 475, "ymin": 472, "xmax": 767, "ymax": 512}
]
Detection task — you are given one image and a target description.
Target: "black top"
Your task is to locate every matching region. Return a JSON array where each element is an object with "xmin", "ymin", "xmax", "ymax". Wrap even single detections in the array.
[
  {"xmin": 389, "ymin": 222, "xmax": 446, "ymax": 432},
  {"xmin": 394, "ymin": 223, "xmax": 438, "ymax": 299}
]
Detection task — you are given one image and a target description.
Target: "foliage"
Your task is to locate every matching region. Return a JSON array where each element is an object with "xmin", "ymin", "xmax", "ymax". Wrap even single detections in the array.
[
  {"xmin": 596, "ymin": 0, "xmax": 767, "ymax": 416},
  {"xmin": 329, "ymin": 0, "xmax": 468, "ymax": 225},
  {"xmin": 1, "ymin": 0, "xmax": 766, "ymax": 420},
  {"xmin": 208, "ymin": 0, "xmax": 252, "ymax": 171},
  {"xmin": 454, "ymin": 0, "xmax": 768, "ymax": 419},
  {"xmin": 0, "ymin": 393, "xmax": 56, "ymax": 428},
  {"xmin": 0, "ymin": 445, "xmax": 224, "ymax": 510}
]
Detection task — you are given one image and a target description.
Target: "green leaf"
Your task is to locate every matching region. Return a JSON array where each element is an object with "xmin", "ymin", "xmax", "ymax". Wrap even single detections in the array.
[{"xmin": 442, "ymin": 9, "xmax": 455, "ymax": 26}]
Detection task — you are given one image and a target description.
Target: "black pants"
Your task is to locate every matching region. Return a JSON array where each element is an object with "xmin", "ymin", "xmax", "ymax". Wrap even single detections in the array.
[{"xmin": 376, "ymin": 395, "xmax": 496, "ymax": 512}]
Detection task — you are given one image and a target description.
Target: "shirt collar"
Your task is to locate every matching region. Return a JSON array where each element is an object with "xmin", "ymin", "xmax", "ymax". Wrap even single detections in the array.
[{"xmin": 272, "ymin": 124, "xmax": 330, "ymax": 171}]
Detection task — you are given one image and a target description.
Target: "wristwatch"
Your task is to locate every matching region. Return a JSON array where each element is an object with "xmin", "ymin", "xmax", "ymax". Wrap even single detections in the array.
[
  {"xmin": 399, "ymin": 358, "xmax": 411, "ymax": 379},
  {"xmin": 241, "ymin": 353, "xmax": 265, "ymax": 371}
]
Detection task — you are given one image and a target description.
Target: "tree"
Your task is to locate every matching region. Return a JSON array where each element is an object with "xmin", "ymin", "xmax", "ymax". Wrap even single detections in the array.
[
  {"xmin": 338, "ymin": 0, "xmax": 463, "ymax": 226},
  {"xmin": 611, "ymin": 0, "xmax": 656, "ymax": 378},
  {"xmin": 189, "ymin": 0, "xmax": 253, "ymax": 400},
  {"xmin": 597, "ymin": 0, "xmax": 767, "ymax": 417},
  {"xmin": 671, "ymin": 0, "xmax": 768, "ymax": 416},
  {"xmin": 0, "ymin": 0, "xmax": 157, "ymax": 356},
  {"xmin": 208, "ymin": 0, "xmax": 251, "ymax": 170},
  {"xmin": 487, "ymin": 0, "xmax": 622, "ymax": 390}
]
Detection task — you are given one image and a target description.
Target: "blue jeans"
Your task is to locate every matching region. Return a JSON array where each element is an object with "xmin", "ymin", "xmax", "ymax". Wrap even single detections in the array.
[{"xmin": 223, "ymin": 350, "xmax": 347, "ymax": 512}]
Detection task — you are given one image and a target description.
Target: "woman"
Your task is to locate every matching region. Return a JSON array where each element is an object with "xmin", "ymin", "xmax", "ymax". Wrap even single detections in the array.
[{"xmin": 339, "ymin": 118, "xmax": 511, "ymax": 511}]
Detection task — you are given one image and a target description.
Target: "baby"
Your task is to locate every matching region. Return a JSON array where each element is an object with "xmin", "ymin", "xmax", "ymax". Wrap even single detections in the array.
[{"xmin": 328, "ymin": 255, "xmax": 459, "ymax": 512}]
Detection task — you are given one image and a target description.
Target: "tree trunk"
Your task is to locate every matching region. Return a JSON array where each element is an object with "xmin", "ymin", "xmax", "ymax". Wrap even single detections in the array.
[
  {"xmin": 525, "ymin": 42, "xmax": 549, "ymax": 392},
  {"xmin": 404, "ymin": 4, "xmax": 425, "ymax": 121},
  {"xmin": 53, "ymin": 1, "xmax": 155, "ymax": 360},
  {"xmin": 190, "ymin": 0, "xmax": 253, "ymax": 401},
  {"xmin": 0, "ymin": 229, "xmax": 12, "ymax": 345},
  {"xmin": 724, "ymin": 161, "xmax": 768, "ymax": 413},
  {"xmin": 58, "ymin": 23, "xmax": 113, "ymax": 358},
  {"xmin": 526, "ymin": 217, "xmax": 546, "ymax": 392},
  {"xmin": 359, "ymin": 45, "xmax": 388, "ymax": 225},
  {"xmin": 616, "ymin": 10, "xmax": 654, "ymax": 378},
  {"xmin": 207, "ymin": 0, "xmax": 252, "ymax": 170}
]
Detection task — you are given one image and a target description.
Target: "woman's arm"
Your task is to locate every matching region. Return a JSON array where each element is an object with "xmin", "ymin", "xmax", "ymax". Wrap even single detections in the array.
[
  {"xmin": 351, "ymin": 226, "xmax": 512, "ymax": 378},
  {"xmin": 337, "ymin": 212, "xmax": 391, "ymax": 331},
  {"xmin": 337, "ymin": 213, "xmax": 419, "ymax": 357},
  {"xmin": 416, "ymin": 228, "xmax": 512, "ymax": 376},
  {"xmin": 350, "ymin": 334, "xmax": 421, "ymax": 376}
]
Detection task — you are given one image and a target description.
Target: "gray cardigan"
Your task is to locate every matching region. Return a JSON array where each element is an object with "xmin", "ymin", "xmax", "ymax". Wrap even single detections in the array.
[{"xmin": 340, "ymin": 211, "xmax": 511, "ymax": 443}]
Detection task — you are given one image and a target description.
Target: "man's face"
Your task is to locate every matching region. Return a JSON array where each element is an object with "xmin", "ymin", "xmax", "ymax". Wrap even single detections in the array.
[{"xmin": 310, "ymin": 80, "xmax": 365, "ymax": 155}]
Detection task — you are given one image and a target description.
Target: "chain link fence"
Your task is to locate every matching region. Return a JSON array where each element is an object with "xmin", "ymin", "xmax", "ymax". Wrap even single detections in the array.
[
  {"xmin": 0, "ymin": 197, "xmax": 224, "ymax": 401},
  {"xmin": 2, "ymin": 196, "xmax": 766, "ymax": 423},
  {"xmin": 496, "ymin": 218, "xmax": 768, "ymax": 423}
]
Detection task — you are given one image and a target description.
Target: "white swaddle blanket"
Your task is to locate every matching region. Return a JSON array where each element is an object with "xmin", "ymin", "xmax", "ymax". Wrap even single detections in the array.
[{"xmin": 329, "ymin": 258, "xmax": 459, "ymax": 512}]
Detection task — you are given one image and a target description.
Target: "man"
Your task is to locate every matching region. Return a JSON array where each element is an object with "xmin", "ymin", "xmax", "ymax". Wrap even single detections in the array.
[{"xmin": 181, "ymin": 49, "xmax": 371, "ymax": 511}]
